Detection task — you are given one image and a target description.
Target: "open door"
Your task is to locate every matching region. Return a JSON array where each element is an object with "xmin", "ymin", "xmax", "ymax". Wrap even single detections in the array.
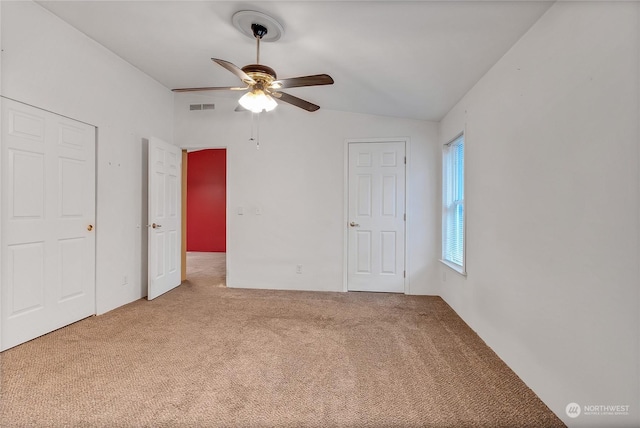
[{"xmin": 148, "ymin": 137, "xmax": 182, "ymax": 300}]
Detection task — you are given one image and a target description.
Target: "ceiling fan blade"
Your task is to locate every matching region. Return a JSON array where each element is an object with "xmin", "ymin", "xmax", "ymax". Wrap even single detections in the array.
[
  {"xmin": 212, "ymin": 58, "xmax": 256, "ymax": 85},
  {"xmin": 172, "ymin": 86, "xmax": 247, "ymax": 93},
  {"xmin": 272, "ymin": 91, "xmax": 320, "ymax": 112},
  {"xmin": 234, "ymin": 104, "xmax": 249, "ymax": 112},
  {"xmin": 271, "ymin": 74, "xmax": 334, "ymax": 89}
]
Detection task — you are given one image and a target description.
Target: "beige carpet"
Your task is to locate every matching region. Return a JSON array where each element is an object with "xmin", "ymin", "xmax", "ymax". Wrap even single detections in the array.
[
  {"xmin": 0, "ymin": 253, "xmax": 564, "ymax": 427},
  {"xmin": 185, "ymin": 251, "xmax": 227, "ymax": 287}
]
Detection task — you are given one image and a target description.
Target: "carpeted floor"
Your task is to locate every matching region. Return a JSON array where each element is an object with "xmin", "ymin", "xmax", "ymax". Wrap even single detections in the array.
[
  {"xmin": 184, "ymin": 251, "xmax": 226, "ymax": 288},
  {"xmin": 0, "ymin": 252, "xmax": 564, "ymax": 427}
]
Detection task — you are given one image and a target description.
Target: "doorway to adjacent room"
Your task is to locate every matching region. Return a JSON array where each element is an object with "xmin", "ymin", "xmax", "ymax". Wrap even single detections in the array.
[{"xmin": 183, "ymin": 148, "xmax": 227, "ymax": 287}]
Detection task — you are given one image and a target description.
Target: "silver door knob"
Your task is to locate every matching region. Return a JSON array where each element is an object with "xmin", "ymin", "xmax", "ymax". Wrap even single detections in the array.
[{"xmin": 349, "ymin": 222, "xmax": 360, "ymax": 227}]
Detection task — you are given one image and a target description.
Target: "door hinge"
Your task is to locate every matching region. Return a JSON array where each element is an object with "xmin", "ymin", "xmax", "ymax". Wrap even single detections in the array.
[
  {"xmin": 404, "ymin": 156, "xmax": 406, "ymax": 164},
  {"xmin": 403, "ymin": 213, "xmax": 406, "ymax": 221},
  {"xmin": 403, "ymin": 271, "xmax": 406, "ymax": 278}
]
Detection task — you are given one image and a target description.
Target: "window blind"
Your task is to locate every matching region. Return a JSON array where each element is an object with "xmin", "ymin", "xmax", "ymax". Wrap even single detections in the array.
[{"xmin": 442, "ymin": 135, "xmax": 465, "ymax": 270}]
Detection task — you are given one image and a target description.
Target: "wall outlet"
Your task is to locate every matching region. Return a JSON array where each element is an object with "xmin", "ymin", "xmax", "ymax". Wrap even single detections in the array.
[
  {"xmin": 122, "ymin": 275, "xmax": 128, "ymax": 286},
  {"xmin": 296, "ymin": 264, "xmax": 303, "ymax": 274}
]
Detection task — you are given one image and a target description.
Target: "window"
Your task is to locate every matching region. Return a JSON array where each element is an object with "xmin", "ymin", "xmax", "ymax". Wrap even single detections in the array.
[{"xmin": 442, "ymin": 134, "xmax": 465, "ymax": 274}]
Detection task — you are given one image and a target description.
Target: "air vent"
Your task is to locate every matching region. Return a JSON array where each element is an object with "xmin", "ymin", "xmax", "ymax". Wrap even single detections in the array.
[{"xmin": 189, "ymin": 103, "xmax": 215, "ymax": 111}]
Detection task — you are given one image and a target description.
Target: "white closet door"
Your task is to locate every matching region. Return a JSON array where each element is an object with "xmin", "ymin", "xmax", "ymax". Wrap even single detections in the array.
[{"xmin": 1, "ymin": 99, "xmax": 96, "ymax": 351}]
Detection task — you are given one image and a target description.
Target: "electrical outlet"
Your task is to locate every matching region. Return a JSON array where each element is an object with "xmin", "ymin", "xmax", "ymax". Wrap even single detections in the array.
[
  {"xmin": 122, "ymin": 275, "xmax": 128, "ymax": 286},
  {"xmin": 296, "ymin": 264, "xmax": 303, "ymax": 274}
]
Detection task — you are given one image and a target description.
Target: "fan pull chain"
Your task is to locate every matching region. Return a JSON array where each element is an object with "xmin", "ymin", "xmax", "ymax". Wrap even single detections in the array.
[
  {"xmin": 249, "ymin": 112, "xmax": 260, "ymax": 150},
  {"xmin": 256, "ymin": 112, "xmax": 260, "ymax": 150},
  {"xmin": 249, "ymin": 112, "xmax": 255, "ymax": 145},
  {"xmin": 249, "ymin": 113, "xmax": 254, "ymax": 141}
]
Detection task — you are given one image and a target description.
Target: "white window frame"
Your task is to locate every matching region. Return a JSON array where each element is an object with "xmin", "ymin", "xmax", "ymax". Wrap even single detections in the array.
[{"xmin": 441, "ymin": 133, "xmax": 466, "ymax": 275}]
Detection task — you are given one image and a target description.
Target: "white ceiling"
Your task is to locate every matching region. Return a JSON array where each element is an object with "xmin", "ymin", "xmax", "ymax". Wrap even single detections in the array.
[{"xmin": 36, "ymin": 1, "xmax": 552, "ymax": 121}]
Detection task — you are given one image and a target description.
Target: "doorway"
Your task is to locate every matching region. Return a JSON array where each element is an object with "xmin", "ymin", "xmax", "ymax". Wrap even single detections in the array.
[{"xmin": 183, "ymin": 148, "xmax": 227, "ymax": 287}]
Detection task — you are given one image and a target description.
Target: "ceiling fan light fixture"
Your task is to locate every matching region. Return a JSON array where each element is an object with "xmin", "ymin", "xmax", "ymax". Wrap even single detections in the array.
[{"xmin": 239, "ymin": 89, "xmax": 277, "ymax": 113}]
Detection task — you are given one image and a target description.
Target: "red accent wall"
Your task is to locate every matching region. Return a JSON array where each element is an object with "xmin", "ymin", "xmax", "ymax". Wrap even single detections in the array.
[{"xmin": 187, "ymin": 149, "xmax": 226, "ymax": 252}]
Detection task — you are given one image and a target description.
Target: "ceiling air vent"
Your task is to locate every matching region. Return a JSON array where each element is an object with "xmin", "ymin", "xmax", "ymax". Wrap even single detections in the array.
[{"xmin": 189, "ymin": 104, "xmax": 215, "ymax": 111}]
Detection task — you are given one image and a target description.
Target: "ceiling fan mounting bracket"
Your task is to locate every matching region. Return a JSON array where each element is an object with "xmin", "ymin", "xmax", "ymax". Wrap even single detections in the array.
[
  {"xmin": 251, "ymin": 23, "xmax": 268, "ymax": 39},
  {"xmin": 232, "ymin": 10, "xmax": 284, "ymax": 42}
]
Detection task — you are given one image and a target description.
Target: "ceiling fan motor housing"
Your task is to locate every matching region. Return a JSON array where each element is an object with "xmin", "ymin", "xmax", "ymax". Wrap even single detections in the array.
[{"xmin": 242, "ymin": 64, "xmax": 277, "ymax": 88}]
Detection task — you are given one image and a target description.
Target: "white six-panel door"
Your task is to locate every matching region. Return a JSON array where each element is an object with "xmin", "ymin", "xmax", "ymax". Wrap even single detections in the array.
[
  {"xmin": 147, "ymin": 137, "xmax": 181, "ymax": 300},
  {"xmin": 347, "ymin": 141, "xmax": 406, "ymax": 293},
  {"xmin": 1, "ymin": 99, "xmax": 96, "ymax": 351}
]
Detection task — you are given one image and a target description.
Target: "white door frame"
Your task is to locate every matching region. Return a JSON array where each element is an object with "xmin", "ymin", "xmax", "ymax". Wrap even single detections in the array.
[
  {"xmin": 180, "ymin": 145, "xmax": 229, "ymax": 286},
  {"xmin": 343, "ymin": 137, "xmax": 411, "ymax": 294}
]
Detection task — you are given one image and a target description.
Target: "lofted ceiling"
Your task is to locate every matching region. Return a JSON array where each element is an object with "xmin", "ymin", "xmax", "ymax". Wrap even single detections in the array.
[{"xmin": 36, "ymin": 1, "xmax": 552, "ymax": 121}]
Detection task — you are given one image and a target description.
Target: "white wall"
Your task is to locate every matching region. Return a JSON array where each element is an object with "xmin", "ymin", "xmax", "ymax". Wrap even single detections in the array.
[
  {"xmin": 175, "ymin": 94, "xmax": 440, "ymax": 295},
  {"xmin": 1, "ymin": 1, "xmax": 174, "ymax": 314},
  {"xmin": 439, "ymin": 2, "xmax": 639, "ymax": 427},
  {"xmin": 0, "ymin": 0, "xmax": 3, "ymax": 342}
]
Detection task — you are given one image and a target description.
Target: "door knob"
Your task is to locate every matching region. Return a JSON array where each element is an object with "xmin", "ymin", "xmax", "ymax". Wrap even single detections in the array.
[
  {"xmin": 152, "ymin": 223, "xmax": 162, "ymax": 229},
  {"xmin": 87, "ymin": 224, "xmax": 94, "ymax": 231},
  {"xmin": 349, "ymin": 222, "xmax": 360, "ymax": 227}
]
